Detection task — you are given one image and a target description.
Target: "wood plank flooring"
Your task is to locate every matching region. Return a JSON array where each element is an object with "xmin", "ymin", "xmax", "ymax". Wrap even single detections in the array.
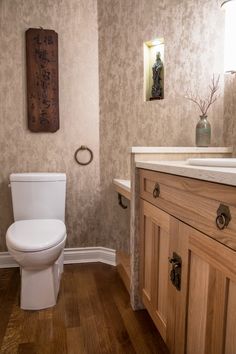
[{"xmin": 0, "ymin": 263, "xmax": 169, "ymax": 354}]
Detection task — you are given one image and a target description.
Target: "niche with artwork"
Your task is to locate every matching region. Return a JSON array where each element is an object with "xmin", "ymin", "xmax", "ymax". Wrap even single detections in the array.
[{"xmin": 144, "ymin": 38, "xmax": 164, "ymax": 101}]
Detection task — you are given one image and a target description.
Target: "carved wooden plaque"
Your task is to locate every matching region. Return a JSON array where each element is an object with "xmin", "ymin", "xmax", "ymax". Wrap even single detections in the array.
[{"xmin": 26, "ymin": 28, "xmax": 59, "ymax": 132}]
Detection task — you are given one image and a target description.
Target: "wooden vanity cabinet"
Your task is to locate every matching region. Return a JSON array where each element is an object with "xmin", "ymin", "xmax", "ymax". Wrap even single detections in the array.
[{"xmin": 139, "ymin": 168, "xmax": 236, "ymax": 354}]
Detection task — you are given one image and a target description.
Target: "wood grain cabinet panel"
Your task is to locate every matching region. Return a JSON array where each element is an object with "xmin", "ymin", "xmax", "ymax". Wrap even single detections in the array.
[
  {"xmin": 140, "ymin": 169, "xmax": 236, "ymax": 251},
  {"xmin": 168, "ymin": 222, "xmax": 236, "ymax": 354},
  {"xmin": 139, "ymin": 168, "xmax": 236, "ymax": 354},
  {"xmin": 140, "ymin": 199, "xmax": 170, "ymax": 342}
]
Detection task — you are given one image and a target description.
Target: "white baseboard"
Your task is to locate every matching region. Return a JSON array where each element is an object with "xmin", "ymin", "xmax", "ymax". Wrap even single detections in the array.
[
  {"xmin": 0, "ymin": 252, "xmax": 18, "ymax": 268},
  {"xmin": 64, "ymin": 247, "xmax": 116, "ymax": 266},
  {"xmin": 0, "ymin": 247, "xmax": 116, "ymax": 269}
]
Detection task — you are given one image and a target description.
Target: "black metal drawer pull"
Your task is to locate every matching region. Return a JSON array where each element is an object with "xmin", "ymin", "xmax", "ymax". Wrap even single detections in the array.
[{"xmin": 169, "ymin": 252, "xmax": 182, "ymax": 291}]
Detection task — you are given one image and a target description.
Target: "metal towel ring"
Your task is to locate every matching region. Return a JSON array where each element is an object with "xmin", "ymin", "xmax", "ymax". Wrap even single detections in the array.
[{"xmin": 74, "ymin": 145, "xmax": 93, "ymax": 166}]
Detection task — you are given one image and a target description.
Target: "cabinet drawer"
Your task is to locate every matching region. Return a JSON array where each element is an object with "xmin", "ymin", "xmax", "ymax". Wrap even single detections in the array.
[{"xmin": 139, "ymin": 168, "xmax": 236, "ymax": 250}]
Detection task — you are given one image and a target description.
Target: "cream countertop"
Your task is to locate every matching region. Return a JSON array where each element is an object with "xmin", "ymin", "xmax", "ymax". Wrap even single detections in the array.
[
  {"xmin": 113, "ymin": 179, "xmax": 131, "ymax": 193},
  {"xmin": 129, "ymin": 146, "xmax": 233, "ymax": 154},
  {"xmin": 136, "ymin": 160, "xmax": 236, "ymax": 187}
]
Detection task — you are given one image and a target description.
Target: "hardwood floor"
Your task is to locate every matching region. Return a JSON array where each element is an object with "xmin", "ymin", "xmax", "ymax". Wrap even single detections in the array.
[{"xmin": 0, "ymin": 263, "xmax": 168, "ymax": 354}]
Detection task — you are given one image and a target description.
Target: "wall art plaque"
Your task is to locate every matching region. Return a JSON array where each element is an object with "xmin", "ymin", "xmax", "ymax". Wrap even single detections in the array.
[{"xmin": 26, "ymin": 28, "xmax": 59, "ymax": 132}]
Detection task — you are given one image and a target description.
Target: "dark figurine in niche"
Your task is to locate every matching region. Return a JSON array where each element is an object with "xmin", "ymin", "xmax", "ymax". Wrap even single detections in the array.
[{"xmin": 151, "ymin": 52, "xmax": 163, "ymax": 100}]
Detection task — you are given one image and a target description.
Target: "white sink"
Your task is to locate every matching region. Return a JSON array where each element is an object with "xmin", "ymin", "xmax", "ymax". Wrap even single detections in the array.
[{"xmin": 187, "ymin": 158, "xmax": 236, "ymax": 167}]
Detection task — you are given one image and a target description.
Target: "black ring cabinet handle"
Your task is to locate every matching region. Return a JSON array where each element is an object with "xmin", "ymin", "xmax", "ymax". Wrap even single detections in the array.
[
  {"xmin": 216, "ymin": 204, "xmax": 231, "ymax": 230},
  {"xmin": 216, "ymin": 214, "xmax": 227, "ymax": 230},
  {"xmin": 153, "ymin": 183, "xmax": 160, "ymax": 198},
  {"xmin": 74, "ymin": 145, "xmax": 93, "ymax": 166}
]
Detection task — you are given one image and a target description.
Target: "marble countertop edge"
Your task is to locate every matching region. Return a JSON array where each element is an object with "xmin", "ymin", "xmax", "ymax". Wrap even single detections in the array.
[
  {"xmin": 129, "ymin": 146, "xmax": 233, "ymax": 154},
  {"xmin": 136, "ymin": 160, "xmax": 236, "ymax": 187},
  {"xmin": 113, "ymin": 178, "xmax": 131, "ymax": 192}
]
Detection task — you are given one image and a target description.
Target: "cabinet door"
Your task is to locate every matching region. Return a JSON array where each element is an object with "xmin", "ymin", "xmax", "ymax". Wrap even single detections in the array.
[
  {"xmin": 168, "ymin": 220, "xmax": 236, "ymax": 354},
  {"xmin": 140, "ymin": 199, "xmax": 170, "ymax": 342}
]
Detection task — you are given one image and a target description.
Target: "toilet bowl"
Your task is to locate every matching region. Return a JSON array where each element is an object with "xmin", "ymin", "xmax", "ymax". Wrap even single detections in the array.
[
  {"xmin": 6, "ymin": 219, "xmax": 66, "ymax": 310},
  {"xmin": 6, "ymin": 173, "xmax": 67, "ymax": 310}
]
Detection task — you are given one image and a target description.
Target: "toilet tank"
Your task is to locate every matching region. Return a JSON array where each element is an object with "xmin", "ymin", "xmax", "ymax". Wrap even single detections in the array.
[{"xmin": 10, "ymin": 173, "xmax": 66, "ymax": 222}]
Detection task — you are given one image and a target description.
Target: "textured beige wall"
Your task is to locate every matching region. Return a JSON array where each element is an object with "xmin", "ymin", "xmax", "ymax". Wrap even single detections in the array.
[
  {"xmin": 0, "ymin": 0, "xmax": 231, "ymax": 254},
  {"xmin": 98, "ymin": 0, "xmax": 226, "ymax": 251},
  {"xmin": 0, "ymin": 0, "xmax": 100, "ymax": 250}
]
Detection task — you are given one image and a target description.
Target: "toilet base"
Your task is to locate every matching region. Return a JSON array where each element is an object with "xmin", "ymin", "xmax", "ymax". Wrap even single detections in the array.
[{"xmin": 20, "ymin": 253, "xmax": 63, "ymax": 310}]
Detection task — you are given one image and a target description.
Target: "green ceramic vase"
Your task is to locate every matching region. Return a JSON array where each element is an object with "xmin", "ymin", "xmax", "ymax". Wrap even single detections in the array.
[{"xmin": 196, "ymin": 115, "xmax": 211, "ymax": 147}]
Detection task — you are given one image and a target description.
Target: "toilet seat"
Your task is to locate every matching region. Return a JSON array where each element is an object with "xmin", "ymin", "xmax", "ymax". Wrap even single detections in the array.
[{"xmin": 6, "ymin": 219, "xmax": 66, "ymax": 252}]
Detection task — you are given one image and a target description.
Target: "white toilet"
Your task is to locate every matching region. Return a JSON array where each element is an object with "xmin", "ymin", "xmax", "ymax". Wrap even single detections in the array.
[{"xmin": 6, "ymin": 173, "xmax": 67, "ymax": 310}]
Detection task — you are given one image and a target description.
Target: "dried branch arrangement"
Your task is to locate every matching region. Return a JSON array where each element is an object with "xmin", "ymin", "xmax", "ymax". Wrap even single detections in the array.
[{"xmin": 185, "ymin": 74, "xmax": 220, "ymax": 117}]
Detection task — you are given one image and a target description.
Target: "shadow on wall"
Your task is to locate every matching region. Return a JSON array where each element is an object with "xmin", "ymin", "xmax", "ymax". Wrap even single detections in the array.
[
  {"xmin": 0, "ymin": 178, "xmax": 13, "ymax": 251},
  {"xmin": 223, "ymin": 74, "xmax": 236, "ymax": 154}
]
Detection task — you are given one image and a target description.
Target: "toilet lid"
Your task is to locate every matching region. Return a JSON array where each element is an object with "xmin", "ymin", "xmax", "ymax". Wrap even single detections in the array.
[{"xmin": 6, "ymin": 219, "xmax": 66, "ymax": 252}]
